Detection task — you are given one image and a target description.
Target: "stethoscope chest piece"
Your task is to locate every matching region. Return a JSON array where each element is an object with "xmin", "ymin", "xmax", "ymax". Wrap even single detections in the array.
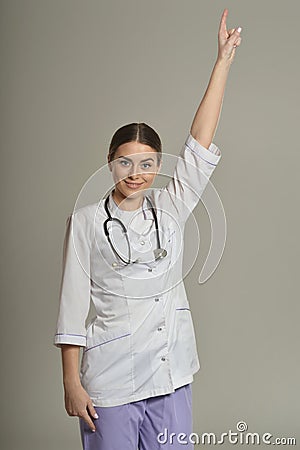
[{"xmin": 154, "ymin": 248, "xmax": 168, "ymax": 260}]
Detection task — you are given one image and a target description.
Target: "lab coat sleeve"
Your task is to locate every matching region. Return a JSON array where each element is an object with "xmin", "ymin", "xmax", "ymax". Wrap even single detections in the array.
[
  {"xmin": 53, "ymin": 210, "xmax": 92, "ymax": 348},
  {"xmin": 160, "ymin": 132, "xmax": 222, "ymax": 223}
]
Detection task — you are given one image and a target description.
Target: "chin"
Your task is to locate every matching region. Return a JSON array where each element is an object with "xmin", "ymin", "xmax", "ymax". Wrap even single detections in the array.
[{"xmin": 124, "ymin": 188, "xmax": 144, "ymax": 198}]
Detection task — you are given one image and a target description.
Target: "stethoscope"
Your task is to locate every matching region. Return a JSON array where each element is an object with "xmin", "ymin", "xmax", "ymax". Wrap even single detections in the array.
[{"xmin": 103, "ymin": 193, "xmax": 167, "ymax": 265}]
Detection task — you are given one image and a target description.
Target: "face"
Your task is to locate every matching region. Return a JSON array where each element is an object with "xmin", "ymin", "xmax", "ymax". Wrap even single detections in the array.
[{"xmin": 107, "ymin": 141, "xmax": 161, "ymax": 201}]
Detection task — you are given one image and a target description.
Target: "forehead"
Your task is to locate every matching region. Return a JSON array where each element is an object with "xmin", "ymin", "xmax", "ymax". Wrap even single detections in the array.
[{"xmin": 114, "ymin": 141, "xmax": 157, "ymax": 158}]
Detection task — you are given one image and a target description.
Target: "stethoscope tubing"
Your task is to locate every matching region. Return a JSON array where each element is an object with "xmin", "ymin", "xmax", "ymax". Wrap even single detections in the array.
[{"xmin": 103, "ymin": 193, "xmax": 163, "ymax": 265}]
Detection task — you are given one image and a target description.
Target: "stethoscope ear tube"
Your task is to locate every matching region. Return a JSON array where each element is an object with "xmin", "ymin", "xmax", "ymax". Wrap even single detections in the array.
[
  {"xmin": 145, "ymin": 196, "xmax": 161, "ymax": 250},
  {"xmin": 106, "ymin": 224, "xmax": 132, "ymax": 264},
  {"xmin": 145, "ymin": 196, "xmax": 167, "ymax": 260}
]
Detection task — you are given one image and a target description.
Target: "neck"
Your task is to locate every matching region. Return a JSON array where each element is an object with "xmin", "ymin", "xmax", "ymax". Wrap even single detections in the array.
[{"xmin": 112, "ymin": 189, "xmax": 143, "ymax": 211}]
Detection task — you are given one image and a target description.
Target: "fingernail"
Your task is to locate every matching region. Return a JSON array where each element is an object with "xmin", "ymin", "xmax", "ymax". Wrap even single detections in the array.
[
  {"xmin": 237, "ymin": 27, "xmax": 242, "ymax": 33},
  {"xmin": 94, "ymin": 413, "xmax": 99, "ymax": 419},
  {"xmin": 92, "ymin": 429, "xmax": 96, "ymax": 432}
]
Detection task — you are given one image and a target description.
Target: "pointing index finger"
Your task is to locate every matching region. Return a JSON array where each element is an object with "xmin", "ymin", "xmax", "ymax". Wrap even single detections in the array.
[{"xmin": 219, "ymin": 8, "xmax": 228, "ymax": 35}]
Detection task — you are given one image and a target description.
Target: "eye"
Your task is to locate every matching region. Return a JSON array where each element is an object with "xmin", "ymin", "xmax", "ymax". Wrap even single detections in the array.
[
  {"xmin": 119, "ymin": 160, "xmax": 130, "ymax": 167},
  {"xmin": 141, "ymin": 163, "xmax": 152, "ymax": 169}
]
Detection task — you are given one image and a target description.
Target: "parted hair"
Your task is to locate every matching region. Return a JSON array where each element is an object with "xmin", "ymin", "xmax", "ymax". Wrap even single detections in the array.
[{"xmin": 108, "ymin": 122, "xmax": 162, "ymax": 165}]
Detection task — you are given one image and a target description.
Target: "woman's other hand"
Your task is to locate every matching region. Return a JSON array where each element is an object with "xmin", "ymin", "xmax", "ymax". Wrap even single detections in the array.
[
  {"xmin": 60, "ymin": 344, "xmax": 98, "ymax": 431},
  {"xmin": 64, "ymin": 381, "xmax": 99, "ymax": 432},
  {"xmin": 217, "ymin": 8, "xmax": 242, "ymax": 65}
]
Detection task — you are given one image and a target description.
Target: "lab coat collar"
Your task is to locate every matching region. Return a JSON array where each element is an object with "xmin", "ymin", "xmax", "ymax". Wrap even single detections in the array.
[{"xmin": 107, "ymin": 190, "xmax": 154, "ymax": 235}]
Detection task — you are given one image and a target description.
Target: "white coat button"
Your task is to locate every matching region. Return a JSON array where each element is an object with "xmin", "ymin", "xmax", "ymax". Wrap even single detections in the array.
[
  {"xmin": 154, "ymin": 298, "xmax": 159, "ymax": 302},
  {"xmin": 148, "ymin": 268, "xmax": 152, "ymax": 272},
  {"xmin": 112, "ymin": 262, "xmax": 118, "ymax": 267},
  {"xmin": 161, "ymin": 356, "xmax": 166, "ymax": 362},
  {"xmin": 157, "ymin": 327, "xmax": 163, "ymax": 331},
  {"xmin": 140, "ymin": 240, "xmax": 145, "ymax": 245}
]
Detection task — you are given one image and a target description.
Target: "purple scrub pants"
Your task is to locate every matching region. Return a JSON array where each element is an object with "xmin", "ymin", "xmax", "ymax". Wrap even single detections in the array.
[{"xmin": 79, "ymin": 383, "xmax": 193, "ymax": 450}]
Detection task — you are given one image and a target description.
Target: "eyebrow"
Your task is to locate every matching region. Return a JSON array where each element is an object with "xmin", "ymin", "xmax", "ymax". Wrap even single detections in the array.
[{"xmin": 116, "ymin": 156, "xmax": 155, "ymax": 163}]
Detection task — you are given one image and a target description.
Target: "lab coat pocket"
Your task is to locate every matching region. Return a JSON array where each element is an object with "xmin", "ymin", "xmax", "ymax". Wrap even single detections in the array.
[
  {"xmin": 175, "ymin": 308, "xmax": 199, "ymax": 376},
  {"xmin": 80, "ymin": 326, "xmax": 132, "ymax": 394}
]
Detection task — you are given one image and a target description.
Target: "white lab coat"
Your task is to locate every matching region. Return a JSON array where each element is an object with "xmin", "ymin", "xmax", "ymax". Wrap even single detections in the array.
[{"xmin": 53, "ymin": 132, "xmax": 221, "ymax": 407}]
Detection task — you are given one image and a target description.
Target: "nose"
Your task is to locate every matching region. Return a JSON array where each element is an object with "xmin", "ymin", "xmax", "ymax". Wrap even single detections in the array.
[
  {"xmin": 127, "ymin": 164, "xmax": 141, "ymax": 178},
  {"xmin": 128, "ymin": 173, "xmax": 140, "ymax": 180}
]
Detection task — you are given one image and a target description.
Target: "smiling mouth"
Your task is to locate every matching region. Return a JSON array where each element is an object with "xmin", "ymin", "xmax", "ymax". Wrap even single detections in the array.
[{"xmin": 125, "ymin": 181, "xmax": 144, "ymax": 188}]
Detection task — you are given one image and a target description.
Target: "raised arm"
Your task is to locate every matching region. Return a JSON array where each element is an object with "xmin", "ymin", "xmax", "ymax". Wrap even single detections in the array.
[
  {"xmin": 157, "ymin": 9, "xmax": 242, "ymax": 224},
  {"xmin": 190, "ymin": 9, "xmax": 242, "ymax": 149}
]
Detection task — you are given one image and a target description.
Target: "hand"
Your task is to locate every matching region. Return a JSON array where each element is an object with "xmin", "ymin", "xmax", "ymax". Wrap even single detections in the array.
[
  {"xmin": 64, "ymin": 382, "xmax": 99, "ymax": 432},
  {"xmin": 217, "ymin": 9, "xmax": 242, "ymax": 64}
]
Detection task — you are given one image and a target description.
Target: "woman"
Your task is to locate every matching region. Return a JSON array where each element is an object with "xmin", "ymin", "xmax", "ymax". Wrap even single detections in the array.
[{"xmin": 53, "ymin": 9, "xmax": 242, "ymax": 450}]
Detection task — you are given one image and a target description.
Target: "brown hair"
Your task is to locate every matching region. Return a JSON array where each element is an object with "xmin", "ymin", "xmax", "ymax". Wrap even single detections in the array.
[{"xmin": 108, "ymin": 122, "xmax": 162, "ymax": 165}]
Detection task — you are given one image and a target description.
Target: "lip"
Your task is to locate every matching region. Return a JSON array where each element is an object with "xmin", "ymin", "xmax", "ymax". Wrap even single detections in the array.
[{"xmin": 125, "ymin": 181, "xmax": 144, "ymax": 189}]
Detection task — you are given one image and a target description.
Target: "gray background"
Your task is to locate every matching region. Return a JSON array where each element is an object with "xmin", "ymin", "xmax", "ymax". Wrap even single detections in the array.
[{"xmin": 1, "ymin": 0, "xmax": 299, "ymax": 449}]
